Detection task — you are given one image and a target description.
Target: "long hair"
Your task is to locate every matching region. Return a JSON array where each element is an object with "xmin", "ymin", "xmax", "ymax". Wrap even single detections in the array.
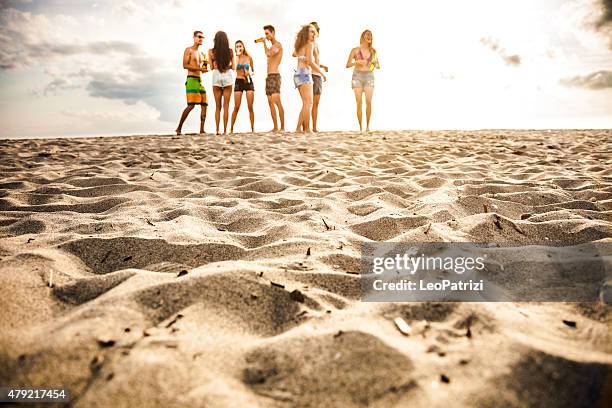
[
  {"xmin": 360, "ymin": 29, "xmax": 375, "ymax": 54},
  {"xmin": 235, "ymin": 40, "xmax": 250, "ymax": 58},
  {"xmin": 294, "ymin": 24, "xmax": 313, "ymax": 55},
  {"xmin": 213, "ymin": 31, "xmax": 231, "ymax": 71}
]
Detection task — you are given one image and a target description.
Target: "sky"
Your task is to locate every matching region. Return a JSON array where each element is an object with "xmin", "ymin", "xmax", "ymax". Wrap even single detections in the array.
[{"xmin": 0, "ymin": 0, "xmax": 611, "ymax": 138}]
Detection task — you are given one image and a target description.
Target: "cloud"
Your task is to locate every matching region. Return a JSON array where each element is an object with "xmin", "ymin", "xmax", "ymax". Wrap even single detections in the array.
[
  {"xmin": 33, "ymin": 63, "xmax": 182, "ymax": 122},
  {"xmin": 2, "ymin": 4, "xmax": 180, "ymax": 122},
  {"xmin": 480, "ymin": 37, "xmax": 522, "ymax": 67},
  {"xmin": 595, "ymin": 0, "xmax": 612, "ymax": 28},
  {"xmin": 0, "ymin": 7, "xmax": 140, "ymax": 69},
  {"xmin": 563, "ymin": 0, "xmax": 612, "ymax": 49},
  {"xmin": 76, "ymin": 66, "xmax": 182, "ymax": 122},
  {"xmin": 0, "ymin": 0, "xmax": 33, "ymax": 10},
  {"xmin": 594, "ymin": 0, "xmax": 612, "ymax": 47},
  {"xmin": 40, "ymin": 77, "xmax": 79, "ymax": 95},
  {"xmin": 560, "ymin": 70, "xmax": 612, "ymax": 90}
]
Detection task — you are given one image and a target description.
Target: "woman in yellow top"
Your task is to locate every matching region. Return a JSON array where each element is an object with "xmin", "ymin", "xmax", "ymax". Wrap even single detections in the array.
[{"xmin": 346, "ymin": 29, "xmax": 380, "ymax": 133}]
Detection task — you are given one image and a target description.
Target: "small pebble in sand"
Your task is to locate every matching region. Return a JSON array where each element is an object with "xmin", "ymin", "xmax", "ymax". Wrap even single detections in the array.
[{"xmin": 394, "ymin": 317, "xmax": 412, "ymax": 335}]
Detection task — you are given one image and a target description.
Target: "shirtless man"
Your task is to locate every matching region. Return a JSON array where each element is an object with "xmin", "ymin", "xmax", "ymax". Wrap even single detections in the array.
[
  {"xmin": 176, "ymin": 30, "xmax": 209, "ymax": 135},
  {"xmin": 258, "ymin": 25, "xmax": 285, "ymax": 132},
  {"xmin": 310, "ymin": 22, "xmax": 328, "ymax": 133}
]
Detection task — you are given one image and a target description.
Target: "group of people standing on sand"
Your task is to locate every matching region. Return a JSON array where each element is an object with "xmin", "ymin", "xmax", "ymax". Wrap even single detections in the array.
[{"xmin": 175, "ymin": 23, "xmax": 380, "ymax": 136}]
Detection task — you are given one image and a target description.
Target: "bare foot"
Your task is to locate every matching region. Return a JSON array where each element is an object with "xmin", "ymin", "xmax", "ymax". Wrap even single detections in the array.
[
  {"xmin": 176, "ymin": 128, "xmax": 182, "ymax": 135},
  {"xmin": 313, "ymin": 128, "xmax": 318, "ymax": 133},
  {"xmin": 279, "ymin": 128, "xmax": 285, "ymax": 132},
  {"xmin": 268, "ymin": 128, "xmax": 278, "ymax": 133}
]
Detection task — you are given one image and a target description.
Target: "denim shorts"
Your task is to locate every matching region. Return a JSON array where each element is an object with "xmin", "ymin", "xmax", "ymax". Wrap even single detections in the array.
[
  {"xmin": 212, "ymin": 69, "xmax": 233, "ymax": 88},
  {"xmin": 293, "ymin": 67, "xmax": 313, "ymax": 88},
  {"xmin": 351, "ymin": 70, "xmax": 375, "ymax": 89}
]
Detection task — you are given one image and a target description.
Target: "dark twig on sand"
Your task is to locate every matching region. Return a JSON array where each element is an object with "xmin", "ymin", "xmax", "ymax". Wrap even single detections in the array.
[
  {"xmin": 322, "ymin": 218, "xmax": 331, "ymax": 230},
  {"xmin": 165, "ymin": 314, "xmax": 183, "ymax": 328},
  {"xmin": 562, "ymin": 319, "xmax": 577, "ymax": 328}
]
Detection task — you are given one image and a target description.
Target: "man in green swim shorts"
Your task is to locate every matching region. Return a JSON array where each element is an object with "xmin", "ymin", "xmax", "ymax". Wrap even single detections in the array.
[{"xmin": 176, "ymin": 30, "xmax": 209, "ymax": 135}]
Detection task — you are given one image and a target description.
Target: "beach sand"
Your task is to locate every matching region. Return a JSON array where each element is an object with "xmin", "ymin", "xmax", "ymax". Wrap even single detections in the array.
[{"xmin": 0, "ymin": 130, "xmax": 611, "ymax": 407}]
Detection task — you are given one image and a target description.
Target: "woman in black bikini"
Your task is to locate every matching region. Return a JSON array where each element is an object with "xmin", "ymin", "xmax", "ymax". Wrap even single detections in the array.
[{"xmin": 230, "ymin": 40, "xmax": 255, "ymax": 133}]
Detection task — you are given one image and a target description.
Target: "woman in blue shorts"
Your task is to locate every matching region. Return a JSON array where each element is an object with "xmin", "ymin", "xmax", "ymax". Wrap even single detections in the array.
[
  {"xmin": 346, "ymin": 29, "xmax": 380, "ymax": 132},
  {"xmin": 293, "ymin": 24, "xmax": 326, "ymax": 134}
]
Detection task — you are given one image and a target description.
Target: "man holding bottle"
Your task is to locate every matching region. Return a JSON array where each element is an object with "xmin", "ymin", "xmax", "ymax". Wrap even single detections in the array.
[{"xmin": 257, "ymin": 25, "xmax": 285, "ymax": 132}]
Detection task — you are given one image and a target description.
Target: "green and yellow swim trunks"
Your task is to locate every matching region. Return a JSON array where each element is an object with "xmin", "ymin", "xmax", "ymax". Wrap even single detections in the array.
[{"xmin": 185, "ymin": 75, "xmax": 207, "ymax": 106}]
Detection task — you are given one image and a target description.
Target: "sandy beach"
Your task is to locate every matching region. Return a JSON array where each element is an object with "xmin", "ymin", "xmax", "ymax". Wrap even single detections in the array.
[{"xmin": 0, "ymin": 129, "xmax": 611, "ymax": 407}]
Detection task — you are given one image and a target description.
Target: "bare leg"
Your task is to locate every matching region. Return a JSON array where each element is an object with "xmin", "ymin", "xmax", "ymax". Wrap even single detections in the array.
[
  {"xmin": 246, "ymin": 90, "xmax": 255, "ymax": 132},
  {"xmin": 222, "ymin": 86, "xmax": 232, "ymax": 134},
  {"xmin": 200, "ymin": 105, "xmax": 207, "ymax": 134},
  {"xmin": 267, "ymin": 95, "xmax": 278, "ymax": 132},
  {"xmin": 364, "ymin": 87, "xmax": 374, "ymax": 132},
  {"xmin": 230, "ymin": 91, "xmax": 243, "ymax": 133},
  {"xmin": 353, "ymin": 88, "xmax": 363, "ymax": 132},
  {"xmin": 271, "ymin": 94, "xmax": 285, "ymax": 131},
  {"xmin": 295, "ymin": 99, "xmax": 304, "ymax": 133},
  {"xmin": 213, "ymin": 86, "xmax": 222, "ymax": 135},
  {"xmin": 312, "ymin": 94, "xmax": 320, "ymax": 132},
  {"xmin": 297, "ymin": 84, "xmax": 313, "ymax": 133},
  {"xmin": 295, "ymin": 109, "xmax": 304, "ymax": 133},
  {"xmin": 176, "ymin": 105, "xmax": 194, "ymax": 135}
]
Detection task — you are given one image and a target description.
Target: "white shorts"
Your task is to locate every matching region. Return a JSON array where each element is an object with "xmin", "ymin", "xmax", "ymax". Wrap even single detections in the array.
[{"xmin": 212, "ymin": 69, "xmax": 233, "ymax": 88}]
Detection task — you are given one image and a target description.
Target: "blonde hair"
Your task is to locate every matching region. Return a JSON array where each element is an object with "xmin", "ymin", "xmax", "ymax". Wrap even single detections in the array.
[
  {"xmin": 360, "ymin": 29, "xmax": 375, "ymax": 55},
  {"xmin": 235, "ymin": 40, "xmax": 250, "ymax": 58}
]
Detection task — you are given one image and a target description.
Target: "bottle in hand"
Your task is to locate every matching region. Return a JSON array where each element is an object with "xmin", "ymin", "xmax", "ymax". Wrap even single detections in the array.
[{"xmin": 254, "ymin": 38, "xmax": 265, "ymax": 43}]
